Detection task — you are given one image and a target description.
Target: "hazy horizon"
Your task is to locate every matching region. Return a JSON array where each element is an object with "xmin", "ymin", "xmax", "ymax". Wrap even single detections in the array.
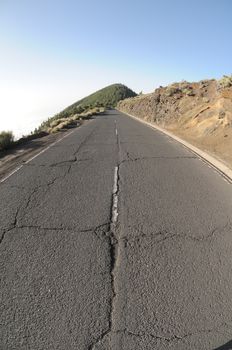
[{"xmin": 1, "ymin": 0, "xmax": 231, "ymax": 138}]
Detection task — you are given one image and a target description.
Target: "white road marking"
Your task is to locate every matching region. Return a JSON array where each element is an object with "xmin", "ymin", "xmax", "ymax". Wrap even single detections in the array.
[
  {"xmin": 24, "ymin": 130, "xmax": 75, "ymax": 164},
  {"xmin": 0, "ymin": 129, "xmax": 76, "ymax": 184},
  {"xmin": 0, "ymin": 165, "xmax": 23, "ymax": 183},
  {"xmin": 114, "ymin": 120, "xmax": 118, "ymax": 136},
  {"xmin": 112, "ymin": 166, "xmax": 119, "ymax": 223}
]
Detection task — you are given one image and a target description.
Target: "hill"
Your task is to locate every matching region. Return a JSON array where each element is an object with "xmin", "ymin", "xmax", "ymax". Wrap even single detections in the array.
[
  {"xmin": 118, "ymin": 76, "xmax": 232, "ymax": 168},
  {"xmin": 62, "ymin": 83, "xmax": 137, "ymax": 116},
  {"xmin": 37, "ymin": 83, "xmax": 137, "ymax": 133}
]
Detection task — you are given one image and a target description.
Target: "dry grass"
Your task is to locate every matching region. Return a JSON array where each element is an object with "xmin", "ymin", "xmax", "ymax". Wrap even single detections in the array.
[{"xmin": 46, "ymin": 107, "xmax": 106, "ymax": 134}]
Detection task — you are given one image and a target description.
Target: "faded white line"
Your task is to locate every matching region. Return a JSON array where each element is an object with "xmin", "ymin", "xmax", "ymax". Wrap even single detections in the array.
[
  {"xmin": 112, "ymin": 166, "xmax": 119, "ymax": 223},
  {"xmin": 0, "ymin": 165, "xmax": 24, "ymax": 183},
  {"xmin": 114, "ymin": 119, "xmax": 118, "ymax": 136},
  {"xmin": 24, "ymin": 130, "xmax": 75, "ymax": 164},
  {"xmin": 0, "ymin": 129, "xmax": 76, "ymax": 184}
]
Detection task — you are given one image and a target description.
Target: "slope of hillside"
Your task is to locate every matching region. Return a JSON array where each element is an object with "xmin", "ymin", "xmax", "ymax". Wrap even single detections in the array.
[
  {"xmin": 37, "ymin": 83, "xmax": 137, "ymax": 133},
  {"xmin": 62, "ymin": 83, "xmax": 137, "ymax": 115},
  {"xmin": 118, "ymin": 77, "xmax": 232, "ymax": 168}
]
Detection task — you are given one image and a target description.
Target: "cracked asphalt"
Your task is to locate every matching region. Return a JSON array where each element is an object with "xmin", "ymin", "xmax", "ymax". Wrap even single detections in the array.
[{"xmin": 1, "ymin": 110, "xmax": 232, "ymax": 350}]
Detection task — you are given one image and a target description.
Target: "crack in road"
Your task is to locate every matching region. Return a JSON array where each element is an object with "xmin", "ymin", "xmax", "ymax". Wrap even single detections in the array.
[
  {"xmin": 0, "ymin": 205, "xmax": 21, "ymax": 245},
  {"xmin": 20, "ymin": 128, "xmax": 98, "ymax": 220},
  {"xmin": 14, "ymin": 164, "xmax": 72, "ymax": 226},
  {"xmin": 115, "ymin": 328, "xmax": 183, "ymax": 342},
  {"xmin": 120, "ymin": 230, "xmax": 178, "ymax": 246},
  {"xmin": 89, "ymin": 121, "xmax": 121, "ymax": 350},
  {"xmin": 118, "ymin": 223, "xmax": 232, "ymax": 246},
  {"xmin": 0, "ymin": 127, "xmax": 99, "ymax": 246},
  {"xmin": 22, "ymin": 157, "xmax": 91, "ymax": 168},
  {"xmin": 115, "ymin": 321, "xmax": 232, "ymax": 343},
  {"xmin": 3, "ymin": 221, "xmax": 110, "ymax": 235},
  {"xmin": 89, "ymin": 172, "xmax": 120, "ymax": 349},
  {"xmin": 121, "ymin": 155, "xmax": 197, "ymax": 164}
]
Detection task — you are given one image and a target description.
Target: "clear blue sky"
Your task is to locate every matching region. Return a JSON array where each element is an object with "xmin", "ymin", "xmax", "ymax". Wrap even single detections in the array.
[{"xmin": 0, "ymin": 0, "xmax": 231, "ymax": 136}]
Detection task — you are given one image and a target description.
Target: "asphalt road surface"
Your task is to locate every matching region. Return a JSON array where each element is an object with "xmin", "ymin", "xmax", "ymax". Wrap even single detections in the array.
[{"xmin": 1, "ymin": 110, "xmax": 232, "ymax": 350}]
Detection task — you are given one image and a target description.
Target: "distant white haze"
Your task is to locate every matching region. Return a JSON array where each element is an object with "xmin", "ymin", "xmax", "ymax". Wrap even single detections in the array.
[
  {"xmin": 0, "ymin": 84, "xmax": 107, "ymax": 139},
  {"xmin": 0, "ymin": 83, "xmax": 86, "ymax": 140},
  {"xmin": 0, "ymin": 46, "xmax": 170, "ymax": 140}
]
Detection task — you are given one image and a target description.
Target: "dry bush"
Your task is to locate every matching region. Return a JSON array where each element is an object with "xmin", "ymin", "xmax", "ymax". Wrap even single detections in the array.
[
  {"xmin": 0, "ymin": 131, "xmax": 14, "ymax": 150},
  {"xmin": 218, "ymin": 75, "xmax": 232, "ymax": 89}
]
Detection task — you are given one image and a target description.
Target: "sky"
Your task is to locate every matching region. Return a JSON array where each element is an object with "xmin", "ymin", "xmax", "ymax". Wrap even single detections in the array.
[{"xmin": 0, "ymin": 0, "xmax": 231, "ymax": 137}]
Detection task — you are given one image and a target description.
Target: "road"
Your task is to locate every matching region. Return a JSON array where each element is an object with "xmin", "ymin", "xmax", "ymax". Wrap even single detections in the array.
[{"xmin": 1, "ymin": 109, "xmax": 232, "ymax": 350}]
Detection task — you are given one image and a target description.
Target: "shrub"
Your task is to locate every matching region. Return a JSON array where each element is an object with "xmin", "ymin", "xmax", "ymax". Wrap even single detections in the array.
[
  {"xmin": 50, "ymin": 118, "xmax": 66, "ymax": 128},
  {"xmin": 182, "ymin": 88, "xmax": 195, "ymax": 96},
  {"xmin": 37, "ymin": 105, "xmax": 106, "ymax": 134},
  {"xmin": 59, "ymin": 120, "xmax": 70, "ymax": 129},
  {"xmin": 70, "ymin": 114, "xmax": 80, "ymax": 121},
  {"xmin": 165, "ymin": 86, "xmax": 181, "ymax": 96},
  {"xmin": 0, "ymin": 131, "xmax": 14, "ymax": 150},
  {"xmin": 218, "ymin": 75, "xmax": 232, "ymax": 89},
  {"xmin": 50, "ymin": 126, "xmax": 61, "ymax": 133}
]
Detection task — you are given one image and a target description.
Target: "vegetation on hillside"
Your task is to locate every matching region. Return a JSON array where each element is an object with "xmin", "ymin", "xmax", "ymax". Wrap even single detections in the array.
[
  {"xmin": 218, "ymin": 75, "xmax": 232, "ymax": 89},
  {"xmin": 65, "ymin": 83, "xmax": 137, "ymax": 111},
  {"xmin": 0, "ymin": 131, "xmax": 14, "ymax": 151},
  {"xmin": 36, "ymin": 106, "xmax": 105, "ymax": 134},
  {"xmin": 36, "ymin": 83, "xmax": 136, "ymax": 133}
]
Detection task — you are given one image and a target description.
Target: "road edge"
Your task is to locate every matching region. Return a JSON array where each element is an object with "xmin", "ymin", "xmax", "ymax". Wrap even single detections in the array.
[
  {"xmin": 0, "ymin": 128, "xmax": 77, "ymax": 184},
  {"xmin": 117, "ymin": 109, "xmax": 232, "ymax": 183}
]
